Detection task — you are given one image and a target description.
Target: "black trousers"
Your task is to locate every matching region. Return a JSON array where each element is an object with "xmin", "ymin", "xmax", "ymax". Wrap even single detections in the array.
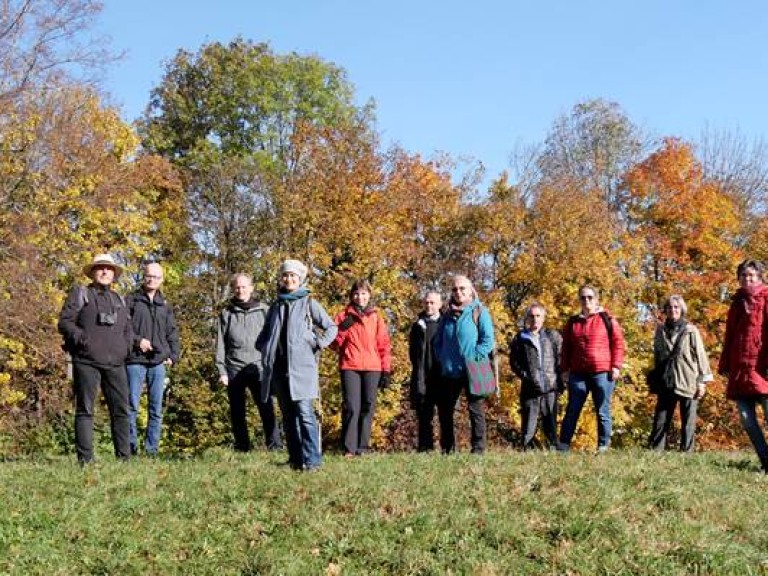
[
  {"xmin": 437, "ymin": 375, "xmax": 486, "ymax": 454},
  {"xmin": 227, "ymin": 368, "xmax": 282, "ymax": 452},
  {"xmin": 648, "ymin": 390, "xmax": 698, "ymax": 452},
  {"xmin": 72, "ymin": 362, "xmax": 131, "ymax": 463},
  {"xmin": 415, "ymin": 383, "xmax": 440, "ymax": 452},
  {"xmin": 520, "ymin": 392, "xmax": 558, "ymax": 449},
  {"xmin": 341, "ymin": 370, "xmax": 380, "ymax": 454}
]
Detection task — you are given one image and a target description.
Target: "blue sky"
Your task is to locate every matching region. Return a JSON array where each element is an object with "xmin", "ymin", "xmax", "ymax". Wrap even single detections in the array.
[{"xmin": 100, "ymin": 1, "xmax": 768, "ymax": 184}]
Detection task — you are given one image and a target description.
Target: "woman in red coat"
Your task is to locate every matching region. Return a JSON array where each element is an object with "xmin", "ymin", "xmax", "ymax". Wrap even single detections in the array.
[
  {"xmin": 718, "ymin": 259, "xmax": 768, "ymax": 473},
  {"xmin": 333, "ymin": 279, "xmax": 392, "ymax": 456}
]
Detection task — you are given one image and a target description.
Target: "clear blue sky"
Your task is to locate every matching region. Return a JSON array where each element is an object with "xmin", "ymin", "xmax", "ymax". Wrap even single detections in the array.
[{"xmin": 100, "ymin": 1, "xmax": 768, "ymax": 184}]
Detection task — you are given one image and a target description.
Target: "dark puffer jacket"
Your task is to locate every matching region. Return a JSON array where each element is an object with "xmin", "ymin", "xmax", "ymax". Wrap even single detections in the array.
[
  {"xmin": 509, "ymin": 328, "xmax": 563, "ymax": 398},
  {"xmin": 126, "ymin": 290, "xmax": 180, "ymax": 366}
]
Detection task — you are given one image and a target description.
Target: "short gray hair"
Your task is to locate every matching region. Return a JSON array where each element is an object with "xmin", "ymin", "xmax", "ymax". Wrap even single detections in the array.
[
  {"xmin": 229, "ymin": 273, "xmax": 253, "ymax": 288},
  {"xmin": 524, "ymin": 302, "xmax": 546, "ymax": 320}
]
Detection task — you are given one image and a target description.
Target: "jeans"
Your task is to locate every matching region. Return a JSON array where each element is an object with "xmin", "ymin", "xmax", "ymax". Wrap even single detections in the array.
[
  {"xmin": 127, "ymin": 363, "xmax": 166, "ymax": 455},
  {"xmin": 648, "ymin": 390, "xmax": 698, "ymax": 452},
  {"xmin": 72, "ymin": 362, "xmax": 131, "ymax": 463},
  {"xmin": 736, "ymin": 397, "xmax": 768, "ymax": 463},
  {"xmin": 340, "ymin": 370, "xmax": 380, "ymax": 454},
  {"xmin": 276, "ymin": 379, "xmax": 322, "ymax": 469},
  {"xmin": 559, "ymin": 371, "xmax": 615, "ymax": 449}
]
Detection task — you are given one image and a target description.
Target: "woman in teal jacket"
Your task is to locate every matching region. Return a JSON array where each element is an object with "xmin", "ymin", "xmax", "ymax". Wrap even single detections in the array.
[{"xmin": 434, "ymin": 275, "xmax": 495, "ymax": 454}]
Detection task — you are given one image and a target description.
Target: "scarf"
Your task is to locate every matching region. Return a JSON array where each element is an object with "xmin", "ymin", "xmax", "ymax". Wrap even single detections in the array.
[
  {"xmin": 664, "ymin": 317, "xmax": 687, "ymax": 341},
  {"xmin": 739, "ymin": 283, "xmax": 765, "ymax": 314},
  {"xmin": 231, "ymin": 297, "xmax": 259, "ymax": 311},
  {"xmin": 277, "ymin": 286, "xmax": 310, "ymax": 301},
  {"xmin": 447, "ymin": 299, "xmax": 468, "ymax": 319},
  {"xmin": 353, "ymin": 303, "xmax": 374, "ymax": 316}
]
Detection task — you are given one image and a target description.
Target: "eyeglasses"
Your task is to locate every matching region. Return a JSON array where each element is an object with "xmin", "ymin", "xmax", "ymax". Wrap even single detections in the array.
[
  {"xmin": 451, "ymin": 286, "xmax": 470, "ymax": 293},
  {"xmin": 144, "ymin": 275, "xmax": 162, "ymax": 280},
  {"xmin": 579, "ymin": 295, "xmax": 595, "ymax": 301}
]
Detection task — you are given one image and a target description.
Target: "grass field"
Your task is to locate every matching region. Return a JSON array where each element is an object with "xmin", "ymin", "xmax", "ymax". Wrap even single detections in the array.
[{"xmin": 1, "ymin": 448, "xmax": 767, "ymax": 575}]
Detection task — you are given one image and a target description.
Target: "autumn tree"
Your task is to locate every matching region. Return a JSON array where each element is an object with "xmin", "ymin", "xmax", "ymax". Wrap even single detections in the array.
[{"xmin": 0, "ymin": 85, "xmax": 183, "ymax": 454}]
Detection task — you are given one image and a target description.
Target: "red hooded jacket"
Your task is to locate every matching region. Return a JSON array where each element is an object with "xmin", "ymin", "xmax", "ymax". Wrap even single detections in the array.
[
  {"xmin": 718, "ymin": 284, "xmax": 768, "ymax": 399},
  {"xmin": 332, "ymin": 305, "xmax": 392, "ymax": 373}
]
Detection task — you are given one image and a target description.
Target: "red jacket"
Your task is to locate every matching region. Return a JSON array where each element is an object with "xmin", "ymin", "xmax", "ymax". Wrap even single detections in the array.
[
  {"xmin": 561, "ymin": 309, "xmax": 625, "ymax": 374},
  {"xmin": 332, "ymin": 305, "xmax": 392, "ymax": 373},
  {"xmin": 718, "ymin": 285, "xmax": 768, "ymax": 399}
]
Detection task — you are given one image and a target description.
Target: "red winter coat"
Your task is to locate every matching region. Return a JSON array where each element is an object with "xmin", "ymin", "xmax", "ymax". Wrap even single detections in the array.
[
  {"xmin": 718, "ymin": 284, "xmax": 768, "ymax": 399},
  {"xmin": 332, "ymin": 305, "xmax": 392, "ymax": 373},
  {"xmin": 561, "ymin": 308, "xmax": 625, "ymax": 374}
]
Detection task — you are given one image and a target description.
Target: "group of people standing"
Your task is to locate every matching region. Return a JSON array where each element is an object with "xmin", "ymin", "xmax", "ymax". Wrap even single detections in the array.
[{"xmin": 58, "ymin": 253, "xmax": 768, "ymax": 474}]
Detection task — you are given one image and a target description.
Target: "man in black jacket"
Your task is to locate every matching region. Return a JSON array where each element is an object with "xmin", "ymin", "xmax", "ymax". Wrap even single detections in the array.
[
  {"xmin": 126, "ymin": 262, "xmax": 180, "ymax": 456},
  {"xmin": 58, "ymin": 254, "xmax": 135, "ymax": 464},
  {"xmin": 509, "ymin": 303, "xmax": 563, "ymax": 450},
  {"xmin": 408, "ymin": 290, "xmax": 443, "ymax": 451}
]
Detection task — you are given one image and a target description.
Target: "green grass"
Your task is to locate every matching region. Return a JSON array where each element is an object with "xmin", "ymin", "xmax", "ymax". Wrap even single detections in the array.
[{"xmin": 2, "ymin": 449, "xmax": 768, "ymax": 575}]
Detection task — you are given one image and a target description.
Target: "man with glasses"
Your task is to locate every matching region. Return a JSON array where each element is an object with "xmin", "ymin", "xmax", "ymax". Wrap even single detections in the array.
[
  {"xmin": 558, "ymin": 285, "xmax": 625, "ymax": 452},
  {"xmin": 126, "ymin": 262, "xmax": 180, "ymax": 456}
]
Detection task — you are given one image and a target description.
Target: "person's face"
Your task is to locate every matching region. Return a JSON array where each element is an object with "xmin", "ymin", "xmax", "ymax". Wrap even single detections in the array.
[
  {"xmin": 423, "ymin": 293, "xmax": 442, "ymax": 316},
  {"xmin": 280, "ymin": 272, "xmax": 300, "ymax": 293},
  {"xmin": 232, "ymin": 276, "xmax": 254, "ymax": 301},
  {"xmin": 451, "ymin": 279, "xmax": 474, "ymax": 305},
  {"xmin": 143, "ymin": 263, "xmax": 164, "ymax": 292},
  {"xmin": 92, "ymin": 264, "xmax": 115, "ymax": 287},
  {"xmin": 666, "ymin": 301, "xmax": 683, "ymax": 321},
  {"xmin": 579, "ymin": 289, "xmax": 598, "ymax": 314},
  {"xmin": 739, "ymin": 267, "xmax": 762, "ymax": 289},
  {"xmin": 525, "ymin": 308, "xmax": 545, "ymax": 332},
  {"xmin": 352, "ymin": 288, "xmax": 370, "ymax": 308}
]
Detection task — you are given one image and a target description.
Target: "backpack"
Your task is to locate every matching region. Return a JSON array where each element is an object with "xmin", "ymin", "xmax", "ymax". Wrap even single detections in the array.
[{"xmin": 472, "ymin": 305, "xmax": 500, "ymax": 396}]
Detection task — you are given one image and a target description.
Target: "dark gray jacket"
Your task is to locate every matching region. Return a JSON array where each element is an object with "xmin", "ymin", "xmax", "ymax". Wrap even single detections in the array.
[
  {"xmin": 408, "ymin": 312, "xmax": 442, "ymax": 401},
  {"xmin": 126, "ymin": 290, "xmax": 180, "ymax": 366},
  {"xmin": 216, "ymin": 299, "xmax": 269, "ymax": 378},
  {"xmin": 256, "ymin": 295, "xmax": 337, "ymax": 402},
  {"xmin": 58, "ymin": 284, "xmax": 135, "ymax": 368},
  {"xmin": 509, "ymin": 328, "xmax": 563, "ymax": 398}
]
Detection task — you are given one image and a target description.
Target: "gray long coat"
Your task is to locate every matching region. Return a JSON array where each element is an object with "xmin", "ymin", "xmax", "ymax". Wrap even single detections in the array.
[{"xmin": 256, "ymin": 295, "xmax": 337, "ymax": 402}]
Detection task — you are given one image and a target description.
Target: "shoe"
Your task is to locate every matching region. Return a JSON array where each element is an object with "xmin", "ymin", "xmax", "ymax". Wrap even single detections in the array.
[{"xmin": 303, "ymin": 465, "xmax": 321, "ymax": 473}]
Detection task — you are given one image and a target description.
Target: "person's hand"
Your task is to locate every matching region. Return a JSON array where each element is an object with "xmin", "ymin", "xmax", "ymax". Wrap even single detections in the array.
[
  {"xmin": 379, "ymin": 372, "xmax": 392, "ymax": 389},
  {"xmin": 611, "ymin": 367, "xmax": 621, "ymax": 381},
  {"xmin": 139, "ymin": 338, "xmax": 153, "ymax": 353},
  {"xmin": 338, "ymin": 315, "xmax": 356, "ymax": 331},
  {"xmin": 694, "ymin": 383, "xmax": 707, "ymax": 400},
  {"xmin": 164, "ymin": 358, "xmax": 173, "ymax": 367},
  {"xmin": 219, "ymin": 375, "xmax": 229, "ymax": 387}
]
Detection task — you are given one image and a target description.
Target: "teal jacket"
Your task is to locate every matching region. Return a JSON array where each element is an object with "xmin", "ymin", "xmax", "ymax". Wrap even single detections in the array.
[{"xmin": 435, "ymin": 300, "xmax": 495, "ymax": 379}]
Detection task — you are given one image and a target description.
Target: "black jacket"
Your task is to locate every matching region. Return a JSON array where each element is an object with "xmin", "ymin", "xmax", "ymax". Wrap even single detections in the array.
[
  {"xmin": 509, "ymin": 328, "xmax": 563, "ymax": 398},
  {"xmin": 126, "ymin": 289, "xmax": 180, "ymax": 365},
  {"xmin": 58, "ymin": 284, "xmax": 135, "ymax": 368},
  {"xmin": 408, "ymin": 312, "xmax": 442, "ymax": 400}
]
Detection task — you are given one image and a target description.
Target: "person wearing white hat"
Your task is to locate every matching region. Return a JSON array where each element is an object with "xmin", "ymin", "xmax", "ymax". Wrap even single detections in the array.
[
  {"xmin": 256, "ymin": 258, "xmax": 337, "ymax": 471},
  {"xmin": 58, "ymin": 253, "xmax": 135, "ymax": 464}
]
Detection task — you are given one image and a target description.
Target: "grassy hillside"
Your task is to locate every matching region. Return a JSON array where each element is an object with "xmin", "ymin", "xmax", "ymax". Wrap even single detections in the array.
[{"xmin": 1, "ymin": 449, "xmax": 767, "ymax": 575}]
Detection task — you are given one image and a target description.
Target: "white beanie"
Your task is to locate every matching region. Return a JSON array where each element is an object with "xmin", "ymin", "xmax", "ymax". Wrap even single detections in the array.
[{"xmin": 279, "ymin": 259, "xmax": 308, "ymax": 283}]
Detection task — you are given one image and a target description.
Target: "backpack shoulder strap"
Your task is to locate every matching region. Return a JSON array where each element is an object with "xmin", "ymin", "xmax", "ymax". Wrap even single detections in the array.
[{"xmin": 598, "ymin": 311, "xmax": 614, "ymax": 345}]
